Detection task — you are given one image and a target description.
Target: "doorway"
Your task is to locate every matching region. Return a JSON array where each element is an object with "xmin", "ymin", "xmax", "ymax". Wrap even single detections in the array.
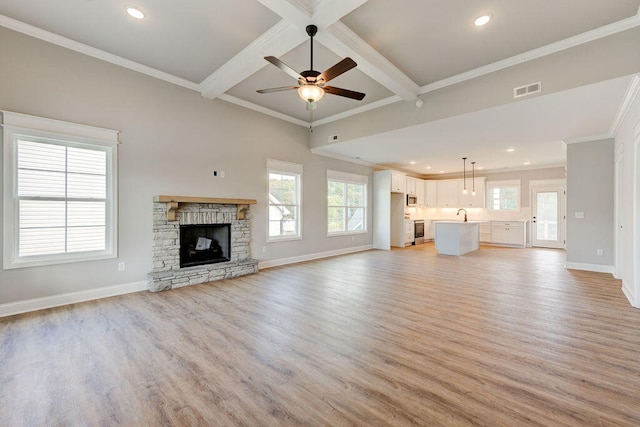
[{"xmin": 531, "ymin": 182, "xmax": 566, "ymax": 249}]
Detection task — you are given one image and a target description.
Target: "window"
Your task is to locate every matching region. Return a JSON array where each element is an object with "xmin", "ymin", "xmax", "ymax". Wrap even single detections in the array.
[
  {"xmin": 487, "ymin": 180, "xmax": 520, "ymax": 211},
  {"xmin": 2, "ymin": 111, "xmax": 118, "ymax": 269},
  {"xmin": 327, "ymin": 170, "xmax": 367, "ymax": 235},
  {"xmin": 267, "ymin": 159, "xmax": 302, "ymax": 241}
]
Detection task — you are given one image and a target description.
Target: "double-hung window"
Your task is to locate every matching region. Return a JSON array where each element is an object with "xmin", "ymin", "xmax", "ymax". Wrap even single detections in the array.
[
  {"xmin": 327, "ymin": 170, "xmax": 367, "ymax": 235},
  {"xmin": 487, "ymin": 180, "xmax": 520, "ymax": 211},
  {"xmin": 267, "ymin": 159, "xmax": 302, "ymax": 241},
  {"xmin": 2, "ymin": 111, "xmax": 119, "ymax": 269}
]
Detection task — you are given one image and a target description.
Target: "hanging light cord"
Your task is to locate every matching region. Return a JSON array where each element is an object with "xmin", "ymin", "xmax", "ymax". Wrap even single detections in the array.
[
  {"xmin": 462, "ymin": 157, "xmax": 467, "ymax": 193},
  {"xmin": 471, "ymin": 161, "xmax": 476, "ymax": 195}
]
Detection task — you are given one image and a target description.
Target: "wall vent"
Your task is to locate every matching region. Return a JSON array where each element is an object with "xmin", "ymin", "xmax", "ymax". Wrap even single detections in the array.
[{"xmin": 513, "ymin": 81, "xmax": 541, "ymax": 98}]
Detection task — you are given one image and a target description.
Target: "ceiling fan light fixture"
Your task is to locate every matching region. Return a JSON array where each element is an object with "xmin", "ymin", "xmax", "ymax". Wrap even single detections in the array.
[{"xmin": 298, "ymin": 84, "xmax": 324, "ymax": 103}]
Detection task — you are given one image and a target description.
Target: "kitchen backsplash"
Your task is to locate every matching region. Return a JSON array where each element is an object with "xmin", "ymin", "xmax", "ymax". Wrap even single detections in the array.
[{"xmin": 405, "ymin": 207, "xmax": 532, "ymax": 222}]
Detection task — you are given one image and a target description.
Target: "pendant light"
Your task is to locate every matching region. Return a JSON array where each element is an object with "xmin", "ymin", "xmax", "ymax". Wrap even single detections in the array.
[
  {"xmin": 471, "ymin": 161, "xmax": 476, "ymax": 196},
  {"xmin": 462, "ymin": 157, "xmax": 467, "ymax": 194}
]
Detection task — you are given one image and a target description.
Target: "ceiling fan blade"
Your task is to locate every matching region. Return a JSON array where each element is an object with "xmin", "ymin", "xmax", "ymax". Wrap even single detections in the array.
[
  {"xmin": 264, "ymin": 56, "xmax": 302, "ymax": 80},
  {"xmin": 317, "ymin": 58, "xmax": 357, "ymax": 84},
  {"xmin": 323, "ymin": 86, "xmax": 366, "ymax": 101},
  {"xmin": 256, "ymin": 86, "xmax": 299, "ymax": 94}
]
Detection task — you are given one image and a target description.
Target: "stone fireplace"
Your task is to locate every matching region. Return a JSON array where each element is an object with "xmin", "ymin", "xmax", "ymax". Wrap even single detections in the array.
[{"xmin": 148, "ymin": 196, "xmax": 259, "ymax": 292}]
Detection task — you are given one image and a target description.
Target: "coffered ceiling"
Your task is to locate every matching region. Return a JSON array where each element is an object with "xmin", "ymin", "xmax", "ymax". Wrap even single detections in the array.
[{"xmin": 1, "ymin": 0, "xmax": 639, "ymax": 173}]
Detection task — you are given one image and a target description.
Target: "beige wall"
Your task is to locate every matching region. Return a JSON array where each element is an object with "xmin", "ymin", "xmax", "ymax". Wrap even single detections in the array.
[{"xmin": 0, "ymin": 27, "xmax": 373, "ymax": 305}]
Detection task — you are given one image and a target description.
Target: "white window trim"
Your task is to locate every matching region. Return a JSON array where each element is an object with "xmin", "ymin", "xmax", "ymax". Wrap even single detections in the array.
[
  {"xmin": 2, "ymin": 111, "xmax": 119, "ymax": 269},
  {"xmin": 327, "ymin": 169, "xmax": 368, "ymax": 237},
  {"xmin": 486, "ymin": 179, "xmax": 521, "ymax": 212},
  {"xmin": 267, "ymin": 158, "xmax": 303, "ymax": 243}
]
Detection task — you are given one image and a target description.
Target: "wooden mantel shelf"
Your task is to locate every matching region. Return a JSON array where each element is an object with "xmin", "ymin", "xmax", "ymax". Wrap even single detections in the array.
[{"xmin": 154, "ymin": 195, "xmax": 257, "ymax": 221}]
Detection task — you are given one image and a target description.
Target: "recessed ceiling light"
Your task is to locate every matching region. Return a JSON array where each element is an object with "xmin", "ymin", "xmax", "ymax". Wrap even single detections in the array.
[
  {"xmin": 127, "ymin": 7, "xmax": 145, "ymax": 19},
  {"xmin": 474, "ymin": 14, "xmax": 492, "ymax": 27},
  {"xmin": 506, "ymin": 148, "xmax": 515, "ymax": 152},
  {"xmin": 410, "ymin": 161, "xmax": 416, "ymax": 165},
  {"xmin": 425, "ymin": 166, "xmax": 432, "ymax": 170},
  {"xmin": 439, "ymin": 170, "xmax": 445, "ymax": 174},
  {"xmin": 478, "ymin": 166, "xmax": 484, "ymax": 170},
  {"xmin": 524, "ymin": 161, "xmax": 531, "ymax": 165}
]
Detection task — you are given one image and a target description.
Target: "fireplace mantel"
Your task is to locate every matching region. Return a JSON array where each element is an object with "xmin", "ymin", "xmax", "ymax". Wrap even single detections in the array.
[{"xmin": 154, "ymin": 195, "xmax": 257, "ymax": 221}]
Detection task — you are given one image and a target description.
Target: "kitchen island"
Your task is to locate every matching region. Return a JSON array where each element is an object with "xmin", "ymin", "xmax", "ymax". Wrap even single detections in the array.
[{"xmin": 434, "ymin": 221, "xmax": 480, "ymax": 255}]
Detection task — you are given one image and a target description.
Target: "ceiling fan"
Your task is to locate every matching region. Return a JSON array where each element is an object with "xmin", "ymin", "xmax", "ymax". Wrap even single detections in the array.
[{"xmin": 257, "ymin": 25, "xmax": 366, "ymax": 108}]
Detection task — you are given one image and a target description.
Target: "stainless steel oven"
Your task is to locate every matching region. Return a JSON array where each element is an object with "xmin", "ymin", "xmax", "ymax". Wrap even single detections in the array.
[{"xmin": 414, "ymin": 220, "xmax": 425, "ymax": 245}]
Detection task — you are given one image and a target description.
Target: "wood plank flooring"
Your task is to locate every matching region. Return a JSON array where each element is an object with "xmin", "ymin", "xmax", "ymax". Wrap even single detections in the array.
[{"xmin": 2, "ymin": 243, "xmax": 640, "ymax": 426}]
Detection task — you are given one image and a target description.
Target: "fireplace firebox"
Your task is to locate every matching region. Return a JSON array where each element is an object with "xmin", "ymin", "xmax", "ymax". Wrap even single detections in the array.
[{"xmin": 180, "ymin": 224, "xmax": 231, "ymax": 268}]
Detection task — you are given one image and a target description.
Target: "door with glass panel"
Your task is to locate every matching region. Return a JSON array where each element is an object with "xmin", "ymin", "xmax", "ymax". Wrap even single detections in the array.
[{"xmin": 532, "ymin": 187, "xmax": 565, "ymax": 248}]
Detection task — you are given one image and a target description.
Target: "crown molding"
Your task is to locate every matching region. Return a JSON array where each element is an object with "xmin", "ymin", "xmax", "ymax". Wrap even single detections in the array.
[
  {"xmin": 0, "ymin": 14, "xmax": 200, "ymax": 92},
  {"xmin": 610, "ymin": 74, "xmax": 640, "ymax": 136},
  {"xmin": 310, "ymin": 147, "xmax": 376, "ymax": 166},
  {"xmin": 218, "ymin": 94, "xmax": 309, "ymax": 127},
  {"xmin": 312, "ymin": 94, "xmax": 401, "ymax": 126},
  {"xmin": 563, "ymin": 133, "xmax": 614, "ymax": 145}
]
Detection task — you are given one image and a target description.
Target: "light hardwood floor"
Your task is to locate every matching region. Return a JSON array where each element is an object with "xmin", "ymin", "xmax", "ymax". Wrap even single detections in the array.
[{"xmin": 2, "ymin": 243, "xmax": 640, "ymax": 426}]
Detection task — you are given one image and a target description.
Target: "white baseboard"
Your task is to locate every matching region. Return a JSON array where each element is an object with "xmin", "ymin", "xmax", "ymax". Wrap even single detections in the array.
[
  {"xmin": 0, "ymin": 281, "xmax": 148, "ymax": 318},
  {"xmin": 621, "ymin": 280, "xmax": 638, "ymax": 308},
  {"xmin": 259, "ymin": 244, "xmax": 373, "ymax": 269},
  {"xmin": 565, "ymin": 262, "xmax": 614, "ymax": 274}
]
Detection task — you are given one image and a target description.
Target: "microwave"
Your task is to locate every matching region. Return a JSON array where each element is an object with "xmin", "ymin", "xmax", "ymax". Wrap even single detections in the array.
[{"xmin": 406, "ymin": 194, "xmax": 417, "ymax": 206}]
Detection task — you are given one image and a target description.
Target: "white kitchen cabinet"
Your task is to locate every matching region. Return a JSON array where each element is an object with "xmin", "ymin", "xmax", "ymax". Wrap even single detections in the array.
[
  {"xmin": 459, "ymin": 177, "xmax": 486, "ymax": 208},
  {"xmin": 404, "ymin": 220, "xmax": 415, "ymax": 246},
  {"xmin": 436, "ymin": 180, "xmax": 459, "ymax": 208},
  {"xmin": 405, "ymin": 177, "xmax": 417, "ymax": 195},
  {"xmin": 391, "ymin": 172, "xmax": 406, "ymax": 193},
  {"xmin": 479, "ymin": 222, "xmax": 491, "ymax": 243},
  {"xmin": 415, "ymin": 179, "xmax": 425, "ymax": 206},
  {"xmin": 490, "ymin": 221, "xmax": 526, "ymax": 247},
  {"xmin": 425, "ymin": 220, "xmax": 435, "ymax": 241},
  {"xmin": 424, "ymin": 181, "xmax": 437, "ymax": 207}
]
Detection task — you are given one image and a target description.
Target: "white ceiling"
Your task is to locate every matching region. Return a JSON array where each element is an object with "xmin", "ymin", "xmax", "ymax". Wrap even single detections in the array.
[{"xmin": 1, "ymin": 0, "xmax": 639, "ymax": 174}]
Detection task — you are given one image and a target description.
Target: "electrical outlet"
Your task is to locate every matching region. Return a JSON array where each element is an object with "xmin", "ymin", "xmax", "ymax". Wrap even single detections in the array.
[
  {"xmin": 575, "ymin": 212, "xmax": 584, "ymax": 219},
  {"xmin": 262, "ymin": 246, "xmax": 266, "ymax": 253},
  {"xmin": 596, "ymin": 249, "xmax": 604, "ymax": 256},
  {"xmin": 220, "ymin": 171, "xmax": 225, "ymax": 178},
  {"xmin": 118, "ymin": 261, "xmax": 126, "ymax": 271}
]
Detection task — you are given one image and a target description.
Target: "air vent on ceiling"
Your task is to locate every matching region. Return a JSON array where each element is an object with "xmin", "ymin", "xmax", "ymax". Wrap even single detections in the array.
[{"xmin": 513, "ymin": 81, "xmax": 541, "ymax": 98}]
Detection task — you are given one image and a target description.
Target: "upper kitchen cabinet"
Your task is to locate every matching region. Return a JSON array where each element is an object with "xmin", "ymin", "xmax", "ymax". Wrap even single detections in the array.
[
  {"xmin": 391, "ymin": 171, "xmax": 406, "ymax": 193},
  {"xmin": 424, "ymin": 181, "xmax": 437, "ymax": 207},
  {"xmin": 415, "ymin": 179, "xmax": 425, "ymax": 207},
  {"xmin": 436, "ymin": 180, "xmax": 459, "ymax": 208},
  {"xmin": 459, "ymin": 177, "xmax": 486, "ymax": 208},
  {"xmin": 405, "ymin": 177, "xmax": 417, "ymax": 195}
]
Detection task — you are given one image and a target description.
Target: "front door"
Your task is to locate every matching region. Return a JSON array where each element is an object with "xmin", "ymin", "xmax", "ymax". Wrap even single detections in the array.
[{"xmin": 532, "ymin": 187, "xmax": 565, "ymax": 248}]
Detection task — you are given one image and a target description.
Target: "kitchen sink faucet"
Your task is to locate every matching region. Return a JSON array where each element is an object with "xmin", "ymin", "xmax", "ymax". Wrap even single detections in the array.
[{"xmin": 457, "ymin": 208, "xmax": 468, "ymax": 222}]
